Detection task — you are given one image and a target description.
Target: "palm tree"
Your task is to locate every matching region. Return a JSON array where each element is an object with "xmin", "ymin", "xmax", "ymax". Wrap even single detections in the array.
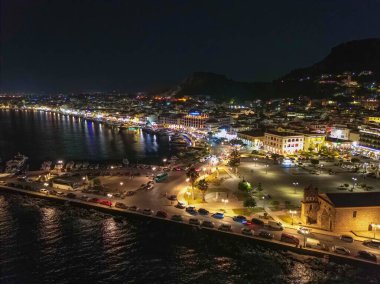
[
  {"xmin": 186, "ymin": 167, "xmax": 199, "ymax": 200},
  {"xmin": 197, "ymin": 179, "xmax": 208, "ymax": 202}
]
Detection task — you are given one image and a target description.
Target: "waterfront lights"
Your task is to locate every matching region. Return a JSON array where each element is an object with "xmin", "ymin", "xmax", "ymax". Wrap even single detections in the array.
[{"xmin": 289, "ymin": 210, "xmax": 297, "ymax": 225}]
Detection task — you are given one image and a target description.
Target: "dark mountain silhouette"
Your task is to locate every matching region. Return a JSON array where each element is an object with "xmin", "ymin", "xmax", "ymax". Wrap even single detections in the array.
[
  {"xmin": 281, "ymin": 38, "xmax": 380, "ymax": 80},
  {"xmin": 157, "ymin": 39, "xmax": 380, "ymax": 100}
]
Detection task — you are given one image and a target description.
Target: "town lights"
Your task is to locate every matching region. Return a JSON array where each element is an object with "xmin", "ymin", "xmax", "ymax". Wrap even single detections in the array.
[{"xmin": 289, "ymin": 210, "xmax": 297, "ymax": 225}]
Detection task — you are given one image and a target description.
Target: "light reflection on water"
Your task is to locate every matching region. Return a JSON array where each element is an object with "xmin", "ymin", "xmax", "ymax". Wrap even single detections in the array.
[
  {"xmin": 0, "ymin": 193, "xmax": 379, "ymax": 284},
  {"xmin": 0, "ymin": 109, "xmax": 174, "ymax": 169}
]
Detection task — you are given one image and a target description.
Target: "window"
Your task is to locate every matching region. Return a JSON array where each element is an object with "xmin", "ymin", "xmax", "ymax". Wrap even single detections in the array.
[{"xmin": 353, "ymin": 211, "xmax": 357, "ymax": 218}]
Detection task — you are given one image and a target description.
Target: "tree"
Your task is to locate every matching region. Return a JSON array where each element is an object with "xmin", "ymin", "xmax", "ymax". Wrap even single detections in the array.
[
  {"xmin": 310, "ymin": 159, "xmax": 319, "ymax": 166},
  {"xmin": 238, "ymin": 180, "xmax": 252, "ymax": 192},
  {"xmin": 186, "ymin": 167, "xmax": 199, "ymax": 200},
  {"xmin": 256, "ymin": 182, "xmax": 263, "ymax": 192},
  {"xmin": 197, "ymin": 179, "xmax": 208, "ymax": 202},
  {"xmin": 92, "ymin": 178, "xmax": 102, "ymax": 189},
  {"xmin": 228, "ymin": 148, "xmax": 241, "ymax": 173},
  {"xmin": 244, "ymin": 197, "xmax": 257, "ymax": 208}
]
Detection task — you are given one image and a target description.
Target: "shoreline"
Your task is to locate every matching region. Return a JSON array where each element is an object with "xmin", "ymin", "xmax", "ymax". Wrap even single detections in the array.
[{"xmin": 1, "ymin": 185, "xmax": 379, "ymax": 270}]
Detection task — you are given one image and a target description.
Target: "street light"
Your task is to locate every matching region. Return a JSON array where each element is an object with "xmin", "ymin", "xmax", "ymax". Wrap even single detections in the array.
[
  {"xmin": 162, "ymin": 158, "xmax": 167, "ymax": 165},
  {"xmin": 352, "ymin": 177, "xmax": 357, "ymax": 190},
  {"xmin": 221, "ymin": 198, "xmax": 229, "ymax": 211},
  {"xmin": 253, "ymin": 158, "xmax": 258, "ymax": 167},
  {"xmin": 265, "ymin": 164, "xmax": 269, "ymax": 174},
  {"xmin": 293, "ymin": 181, "xmax": 299, "ymax": 194},
  {"xmin": 371, "ymin": 223, "xmax": 380, "ymax": 239},
  {"xmin": 289, "ymin": 210, "xmax": 297, "ymax": 225},
  {"xmin": 186, "ymin": 191, "xmax": 191, "ymax": 205}
]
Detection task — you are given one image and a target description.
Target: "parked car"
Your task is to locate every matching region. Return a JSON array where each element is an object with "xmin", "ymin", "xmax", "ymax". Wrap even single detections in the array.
[
  {"xmin": 219, "ymin": 224, "xmax": 232, "ymax": 232},
  {"xmin": 363, "ymin": 240, "xmax": 380, "ymax": 250},
  {"xmin": 115, "ymin": 202, "xmax": 128, "ymax": 209},
  {"xmin": 233, "ymin": 215, "xmax": 248, "ymax": 224},
  {"xmin": 80, "ymin": 195, "xmax": 88, "ymax": 200},
  {"xmin": 198, "ymin": 208, "xmax": 209, "ymax": 215},
  {"xmin": 168, "ymin": 195, "xmax": 177, "ymax": 201},
  {"xmin": 128, "ymin": 205, "xmax": 138, "ymax": 211},
  {"xmin": 88, "ymin": 197, "xmax": 99, "ymax": 203},
  {"xmin": 340, "ymin": 235, "xmax": 354, "ymax": 243},
  {"xmin": 258, "ymin": 231, "xmax": 273, "ymax": 239},
  {"xmin": 66, "ymin": 193, "xmax": 76, "ymax": 199},
  {"xmin": 267, "ymin": 221, "xmax": 283, "ymax": 230},
  {"xmin": 49, "ymin": 189, "xmax": 57, "ymax": 195},
  {"xmin": 156, "ymin": 210, "xmax": 168, "ymax": 218},
  {"xmin": 126, "ymin": 191, "xmax": 135, "ymax": 196},
  {"xmin": 212, "ymin": 212, "xmax": 224, "ymax": 219},
  {"xmin": 297, "ymin": 227, "xmax": 311, "ymax": 235},
  {"xmin": 171, "ymin": 215, "xmax": 183, "ymax": 222},
  {"xmin": 241, "ymin": 228, "xmax": 254, "ymax": 236},
  {"xmin": 280, "ymin": 233, "xmax": 300, "ymax": 245},
  {"xmin": 185, "ymin": 206, "xmax": 198, "ymax": 215},
  {"xmin": 57, "ymin": 191, "xmax": 64, "ymax": 196},
  {"xmin": 39, "ymin": 188, "xmax": 48, "ymax": 194},
  {"xmin": 305, "ymin": 238, "xmax": 329, "ymax": 251},
  {"xmin": 357, "ymin": 250, "xmax": 377, "ymax": 262},
  {"xmin": 201, "ymin": 220, "xmax": 215, "ymax": 228},
  {"xmin": 189, "ymin": 218, "xmax": 200, "ymax": 225},
  {"xmin": 142, "ymin": 208, "xmax": 153, "ymax": 215},
  {"xmin": 332, "ymin": 246, "xmax": 351, "ymax": 255},
  {"xmin": 175, "ymin": 202, "xmax": 186, "ymax": 209},
  {"xmin": 251, "ymin": 218, "xmax": 264, "ymax": 226},
  {"xmin": 99, "ymin": 200, "xmax": 112, "ymax": 206}
]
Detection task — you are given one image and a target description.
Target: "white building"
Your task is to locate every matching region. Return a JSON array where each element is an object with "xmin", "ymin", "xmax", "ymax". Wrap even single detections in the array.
[{"xmin": 264, "ymin": 130, "xmax": 304, "ymax": 155}]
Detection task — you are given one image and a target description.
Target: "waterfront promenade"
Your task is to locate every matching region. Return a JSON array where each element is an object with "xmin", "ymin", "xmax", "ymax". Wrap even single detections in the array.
[{"xmin": 1, "ymin": 183, "xmax": 379, "ymax": 269}]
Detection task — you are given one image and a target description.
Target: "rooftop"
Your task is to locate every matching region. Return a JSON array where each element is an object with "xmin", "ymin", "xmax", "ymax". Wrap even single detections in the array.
[{"xmin": 324, "ymin": 192, "xmax": 380, "ymax": 208}]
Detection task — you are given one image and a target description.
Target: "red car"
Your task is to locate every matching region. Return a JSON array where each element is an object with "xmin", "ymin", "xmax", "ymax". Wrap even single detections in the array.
[
  {"xmin": 99, "ymin": 200, "xmax": 112, "ymax": 207},
  {"xmin": 89, "ymin": 197, "xmax": 99, "ymax": 203},
  {"xmin": 156, "ymin": 210, "xmax": 168, "ymax": 218}
]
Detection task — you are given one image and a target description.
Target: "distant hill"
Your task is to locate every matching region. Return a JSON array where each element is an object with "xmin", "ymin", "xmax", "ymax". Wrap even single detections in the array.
[
  {"xmin": 159, "ymin": 72, "xmax": 274, "ymax": 101},
  {"xmin": 157, "ymin": 38, "xmax": 380, "ymax": 100},
  {"xmin": 281, "ymin": 38, "xmax": 380, "ymax": 80}
]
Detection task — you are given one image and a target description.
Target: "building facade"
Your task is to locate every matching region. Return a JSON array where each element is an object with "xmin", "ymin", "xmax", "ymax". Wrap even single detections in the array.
[
  {"xmin": 264, "ymin": 130, "xmax": 304, "ymax": 155},
  {"xmin": 301, "ymin": 187, "xmax": 380, "ymax": 232}
]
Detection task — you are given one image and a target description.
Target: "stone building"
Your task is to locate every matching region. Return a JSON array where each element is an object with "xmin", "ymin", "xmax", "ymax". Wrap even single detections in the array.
[{"xmin": 301, "ymin": 186, "xmax": 380, "ymax": 232}]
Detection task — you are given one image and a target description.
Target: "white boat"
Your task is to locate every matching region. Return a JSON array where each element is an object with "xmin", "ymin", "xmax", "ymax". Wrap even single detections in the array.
[
  {"xmin": 40, "ymin": 160, "xmax": 52, "ymax": 171},
  {"xmin": 5, "ymin": 153, "xmax": 28, "ymax": 173}
]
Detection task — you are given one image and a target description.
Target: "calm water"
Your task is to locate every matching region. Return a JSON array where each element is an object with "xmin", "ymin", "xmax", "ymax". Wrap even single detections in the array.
[
  {"xmin": 1, "ymin": 109, "xmax": 380, "ymax": 283},
  {"xmin": 0, "ymin": 109, "xmax": 173, "ymax": 169},
  {"xmin": 1, "ymin": 193, "xmax": 380, "ymax": 284}
]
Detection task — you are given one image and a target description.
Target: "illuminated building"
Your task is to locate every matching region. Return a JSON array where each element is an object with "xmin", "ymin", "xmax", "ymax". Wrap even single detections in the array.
[
  {"xmin": 264, "ymin": 129, "xmax": 304, "ymax": 155},
  {"xmin": 301, "ymin": 187, "xmax": 380, "ymax": 232},
  {"xmin": 303, "ymin": 133, "xmax": 325, "ymax": 152},
  {"xmin": 237, "ymin": 130, "xmax": 264, "ymax": 149}
]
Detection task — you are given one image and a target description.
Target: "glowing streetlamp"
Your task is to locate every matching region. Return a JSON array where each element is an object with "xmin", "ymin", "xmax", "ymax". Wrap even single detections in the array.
[
  {"xmin": 352, "ymin": 177, "xmax": 357, "ymax": 190},
  {"xmin": 289, "ymin": 210, "xmax": 297, "ymax": 225},
  {"xmin": 221, "ymin": 198, "xmax": 229, "ymax": 211},
  {"xmin": 186, "ymin": 191, "xmax": 191, "ymax": 205},
  {"xmin": 253, "ymin": 158, "xmax": 258, "ymax": 167},
  {"xmin": 43, "ymin": 182, "xmax": 49, "ymax": 187},
  {"xmin": 265, "ymin": 164, "xmax": 269, "ymax": 174},
  {"xmin": 293, "ymin": 181, "xmax": 299, "ymax": 194},
  {"xmin": 371, "ymin": 223, "xmax": 380, "ymax": 239}
]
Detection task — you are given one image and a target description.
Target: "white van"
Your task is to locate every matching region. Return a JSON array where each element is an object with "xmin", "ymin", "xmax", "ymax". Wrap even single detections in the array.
[{"xmin": 268, "ymin": 221, "xmax": 283, "ymax": 230}]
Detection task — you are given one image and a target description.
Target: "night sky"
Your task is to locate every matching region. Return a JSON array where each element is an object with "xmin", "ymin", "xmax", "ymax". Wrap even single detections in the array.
[{"xmin": 1, "ymin": 0, "xmax": 380, "ymax": 93}]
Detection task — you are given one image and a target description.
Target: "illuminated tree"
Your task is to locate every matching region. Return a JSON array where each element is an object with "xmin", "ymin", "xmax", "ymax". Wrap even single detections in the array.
[
  {"xmin": 228, "ymin": 148, "xmax": 241, "ymax": 173},
  {"xmin": 244, "ymin": 197, "xmax": 256, "ymax": 208},
  {"xmin": 186, "ymin": 167, "xmax": 199, "ymax": 200},
  {"xmin": 197, "ymin": 179, "xmax": 208, "ymax": 202}
]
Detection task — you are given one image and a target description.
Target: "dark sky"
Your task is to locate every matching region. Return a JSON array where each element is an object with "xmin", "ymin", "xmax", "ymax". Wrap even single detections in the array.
[{"xmin": 1, "ymin": 0, "xmax": 380, "ymax": 93}]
